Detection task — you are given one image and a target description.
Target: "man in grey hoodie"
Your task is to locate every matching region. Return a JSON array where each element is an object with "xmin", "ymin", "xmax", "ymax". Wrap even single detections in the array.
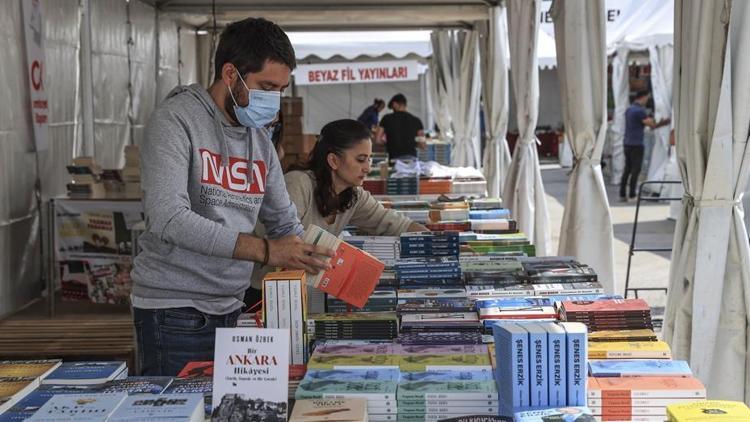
[{"xmin": 131, "ymin": 17, "xmax": 332, "ymax": 376}]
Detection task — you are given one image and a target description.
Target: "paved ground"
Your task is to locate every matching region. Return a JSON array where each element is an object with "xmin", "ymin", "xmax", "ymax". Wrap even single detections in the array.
[{"xmin": 541, "ymin": 165, "xmax": 674, "ymax": 316}]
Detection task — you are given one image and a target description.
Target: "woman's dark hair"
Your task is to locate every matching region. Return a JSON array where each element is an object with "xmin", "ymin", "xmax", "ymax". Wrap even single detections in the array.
[
  {"xmin": 214, "ymin": 17, "xmax": 296, "ymax": 80},
  {"xmin": 293, "ymin": 119, "xmax": 371, "ymax": 217},
  {"xmin": 374, "ymin": 98, "xmax": 385, "ymax": 107}
]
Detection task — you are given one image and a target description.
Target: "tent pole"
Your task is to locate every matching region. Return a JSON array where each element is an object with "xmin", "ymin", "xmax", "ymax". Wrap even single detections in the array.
[{"xmin": 80, "ymin": 0, "xmax": 95, "ymax": 157}]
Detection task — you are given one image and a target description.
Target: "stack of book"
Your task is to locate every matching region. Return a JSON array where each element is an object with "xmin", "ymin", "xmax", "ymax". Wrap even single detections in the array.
[
  {"xmin": 395, "ymin": 257, "xmax": 462, "ymax": 288},
  {"xmin": 343, "ymin": 235, "xmax": 400, "ymax": 266},
  {"xmin": 667, "ymin": 400, "xmax": 750, "ymax": 421},
  {"xmin": 396, "ymin": 288, "xmax": 473, "ymax": 314},
  {"xmin": 391, "ymin": 201, "xmax": 430, "ymax": 223},
  {"xmin": 41, "ymin": 361, "xmax": 127, "ymax": 385},
  {"xmin": 418, "ymin": 141, "xmax": 452, "ymax": 165},
  {"xmin": 290, "ymin": 398, "xmax": 368, "ymax": 422},
  {"xmin": 419, "ymin": 178, "xmax": 453, "ymax": 195},
  {"xmin": 588, "ymin": 377, "xmax": 706, "ymax": 421},
  {"xmin": 428, "ymin": 207, "xmax": 470, "ymax": 223},
  {"xmin": 476, "ymin": 297, "xmax": 557, "ymax": 321},
  {"xmin": 327, "ymin": 288, "xmax": 397, "ymax": 313},
  {"xmin": 363, "ymin": 179, "xmax": 386, "ymax": 195},
  {"xmin": 387, "ymin": 177, "xmax": 419, "ymax": 195},
  {"xmin": 66, "ymin": 157, "xmax": 105, "ymax": 198},
  {"xmin": 400, "ymin": 232, "xmax": 460, "ymax": 258},
  {"xmin": 306, "ymin": 312, "xmax": 399, "ymax": 341},
  {"xmin": 469, "ymin": 198, "xmax": 503, "ymax": 210},
  {"xmin": 262, "ymin": 271, "xmax": 307, "ymax": 365},
  {"xmin": 122, "ymin": 145, "xmax": 141, "ymax": 197},
  {"xmin": 493, "ymin": 322, "xmax": 588, "ymax": 417},
  {"xmin": 451, "ymin": 177, "xmax": 487, "ymax": 197},
  {"xmin": 469, "ymin": 209, "xmax": 511, "ymax": 220},
  {"xmin": 397, "ymin": 345, "xmax": 492, "ymax": 372},
  {"xmin": 559, "ymin": 298, "xmax": 654, "ymax": 332},
  {"xmin": 588, "ymin": 340, "xmax": 672, "ymax": 360},
  {"xmin": 296, "ymin": 366, "xmax": 399, "ymax": 421},
  {"xmin": 513, "ymin": 407, "xmax": 595, "ymax": 421},
  {"xmin": 397, "ymin": 368, "xmax": 497, "ymax": 421},
  {"xmin": 399, "ymin": 313, "xmax": 483, "ymax": 345},
  {"xmin": 425, "ymin": 221, "xmax": 471, "ymax": 232},
  {"xmin": 462, "ymin": 236, "xmax": 533, "ymax": 256}
]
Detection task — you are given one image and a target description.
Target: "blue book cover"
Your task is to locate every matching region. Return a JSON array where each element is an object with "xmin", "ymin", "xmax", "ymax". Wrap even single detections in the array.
[
  {"xmin": 163, "ymin": 378, "xmax": 212, "ymax": 417},
  {"xmin": 543, "ymin": 323, "xmax": 567, "ymax": 407},
  {"xmin": 476, "ymin": 298, "xmax": 553, "ymax": 309},
  {"xmin": 513, "ymin": 406, "xmax": 594, "ymax": 422},
  {"xmin": 26, "ymin": 392, "xmax": 127, "ymax": 422},
  {"xmin": 522, "ymin": 323, "xmax": 549, "ymax": 407},
  {"xmin": 0, "ymin": 411, "xmax": 35, "ymax": 421},
  {"xmin": 469, "ymin": 209, "xmax": 511, "ymax": 219},
  {"xmin": 42, "ymin": 362, "xmax": 126, "ymax": 385},
  {"xmin": 100, "ymin": 377, "xmax": 173, "ymax": 394},
  {"xmin": 588, "ymin": 360, "xmax": 692, "ymax": 377},
  {"xmin": 11, "ymin": 385, "xmax": 103, "ymax": 413},
  {"xmin": 305, "ymin": 368, "xmax": 401, "ymax": 381},
  {"xmin": 400, "ymin": 370, "xmax": 494, "ymax": 382},
  {"xmin": 559, "ymin": 322, "xmax": 587, "ymax": 406},
  {"xmin": 107, "ymin": 393, "xmax": 203, "ymax": 421},
  {"xmin": 493, "ymin": 323, "xmax": 529, "ymax": 415}
]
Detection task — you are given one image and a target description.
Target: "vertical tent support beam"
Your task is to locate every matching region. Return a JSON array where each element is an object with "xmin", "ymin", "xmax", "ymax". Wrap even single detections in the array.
[{"xmin": 80, "ymin": 0, "xmax": 95, "ymax": 157}]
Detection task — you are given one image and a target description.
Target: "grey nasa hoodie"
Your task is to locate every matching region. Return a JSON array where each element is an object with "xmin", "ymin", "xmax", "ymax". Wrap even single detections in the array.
[{"xmin": 131, "ymin": 84, "xmax": 302, "ymax": 309}]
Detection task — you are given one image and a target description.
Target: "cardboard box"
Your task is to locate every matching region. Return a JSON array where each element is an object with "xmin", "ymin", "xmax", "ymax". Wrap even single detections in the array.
[
  {"xmin": 282, "ymin": 133, "xmax": 317, "ymax": 155},
  {"xmin": 281, "ymin": 153, "xmax": 301, "ymax": 172},
  {"xmin": 282, "ymin": 97, "xmax": 303, "ymax": 116}
]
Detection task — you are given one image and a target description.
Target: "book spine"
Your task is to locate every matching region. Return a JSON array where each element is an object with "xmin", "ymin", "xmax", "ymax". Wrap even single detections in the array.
[
  {"xmin": 547, "ymin": 329, "xmax": 567, "ymax": 407},
  {"xmin": 563, "ymin": 324, "xmax": 587, "ymax": 406},
  {"xmin": 529, "ymin": 327, "xmax": 548, "ymax": 407},
  {"xmin": 264, "ymin": 280, "xmax": 279, "ymax": 329},
  {"xmin": 289, "ymin": 279, "xmax": 304, "ymax": 365}
]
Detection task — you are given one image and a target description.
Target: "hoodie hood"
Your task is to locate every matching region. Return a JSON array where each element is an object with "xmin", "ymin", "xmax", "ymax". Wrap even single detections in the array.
[{"xmin": 165, "ymin": 83, "xmax": 261, "ymax": 183}]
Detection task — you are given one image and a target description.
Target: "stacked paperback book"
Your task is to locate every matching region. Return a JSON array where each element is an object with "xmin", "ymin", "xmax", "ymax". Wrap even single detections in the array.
[
  {"xmin": 306, "ymin": 313, "xmax": 399, "ymax": 341},
  {"xmin": 667, "ymin": 400, "xmax": 750, "ymax": 421},
  {"xmin": 263, "ymin": 270, "xmax": 307, "ymax": 364},
  {"xmin": 396, "ymin": 257, "xmax": 462, "ymax": 288},
  {"xmin": 327, "ymin": 287, "xmax": 397, "ymax": 313},
  {"xmin": 343, "ymin": 236, "xmax": 400, "ymax": 266},
  {"xmin": 400, "ymin": 232, "xmax": 460, "ymax": 258},
  {"xmin": 387, "ymin": 177, "xmax": 419, "ymax": 195},
  {"xmin": 399, "ymin": 313, "xmax": 482, "ymax": 345}
]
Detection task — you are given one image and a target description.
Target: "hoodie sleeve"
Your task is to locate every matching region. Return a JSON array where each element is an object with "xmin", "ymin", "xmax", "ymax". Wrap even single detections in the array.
[
  {"xmin": 141, "ymin": 107, "xmax": 240, "ymax": 258},
  {"xmin": 257, "ymin": 151, "xmax": 304, "ymax": 239}
]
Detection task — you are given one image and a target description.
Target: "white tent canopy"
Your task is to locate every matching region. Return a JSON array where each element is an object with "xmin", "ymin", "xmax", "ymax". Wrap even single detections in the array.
[{"xmin": 289, "ymin": 31, "xmax": 433, "ymax": 61}]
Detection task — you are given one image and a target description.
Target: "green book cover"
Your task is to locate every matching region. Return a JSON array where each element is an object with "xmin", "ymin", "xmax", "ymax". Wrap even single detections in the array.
[
  {"xmin": 294, "ymin": 379, "xmax": 397, "ymax": 401},
  {"xmin": 307, "ymin": 354, "xmax": 399, "ymax": 369},
  {"xmin": 398, "ymin": 354, "xmax": 491, "ymax": 372},
  {"xmin": 396, "ymin": 380, "xmax": 497, "ymax": 400}
]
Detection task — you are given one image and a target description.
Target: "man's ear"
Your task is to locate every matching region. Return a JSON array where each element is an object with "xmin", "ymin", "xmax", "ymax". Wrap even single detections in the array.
[
  {"xmin": 221, "ymin": 62, "xmax": 238, "ymax": 86},
  {"xmin": 327, "ymin": 152, "xmax": 340, "ymax": 170}
]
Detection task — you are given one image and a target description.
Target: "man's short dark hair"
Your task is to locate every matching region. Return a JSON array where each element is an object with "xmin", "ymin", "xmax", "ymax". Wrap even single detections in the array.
[
  {"xmin": 388, "ymin": 93, "xmax": 407, "ymax": 109},
  {"xmin": 213, "ymin": 17, "xmax": 296, "ymax": 81},
  {"xmin": 635, "ymin": 90, "xmax": 650, "ymax": 99}
]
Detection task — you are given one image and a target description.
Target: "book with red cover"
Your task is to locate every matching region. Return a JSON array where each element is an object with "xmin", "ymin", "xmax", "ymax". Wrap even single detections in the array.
[
  {"xmin": 302, "ymin": 225, "xmax": 385, "ymax": 308},
  {"xmin": 562, "ymin": 298, "xmax": 650, "ymax": 314},
  {"xmin": 177, "ymin": 361, "xmax": 213, "ymax": 379}
]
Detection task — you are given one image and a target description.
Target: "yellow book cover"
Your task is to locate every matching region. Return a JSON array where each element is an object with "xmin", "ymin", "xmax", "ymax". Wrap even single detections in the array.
[
  {"xmin": 0, "ymin": 359, "xmax": 61, "ymax": 378},
  {"xmin": 307, "ymin": 354, "xmax": 399, "ymax": 370},
  {"xmin": 589, "ymin": 328, "xmax": 658, "ymax": 342},
  {"xmin": 588, "ymin": 340, "xmax": 672, "ymax": 359},
  {"xmin": 667, "ymin": 400, "xmax": 750, "ymax": 421},
  {"xmin": 0, "ymin": 377, "xmax": 38, "ymax": 412}
]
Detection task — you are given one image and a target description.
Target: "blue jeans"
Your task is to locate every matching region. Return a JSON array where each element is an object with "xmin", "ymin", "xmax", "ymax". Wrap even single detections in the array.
[{"xmin": 133, "ymin": 307, "xmax": 241, "ymax": 376}]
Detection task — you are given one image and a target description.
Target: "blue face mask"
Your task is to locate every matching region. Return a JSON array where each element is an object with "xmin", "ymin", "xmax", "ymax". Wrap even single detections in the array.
[{"xmin": 228, "ymin": 71, "xmax": 281, "ymax": 128}]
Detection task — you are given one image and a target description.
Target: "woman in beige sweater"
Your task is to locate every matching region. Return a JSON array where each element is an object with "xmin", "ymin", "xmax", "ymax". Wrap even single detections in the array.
[
  {"xmin": 285, "ymin": 118, "xmax": 427, "ymax": 236},
  {"xmin": 245, "ymin": 119, "xmax": 426, "ymax": 304}
]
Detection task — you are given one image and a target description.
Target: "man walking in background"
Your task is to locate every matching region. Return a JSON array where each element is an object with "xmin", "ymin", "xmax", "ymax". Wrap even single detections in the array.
[
  {"xmin": 620, "ymin": 90, "xmax": 670, "ymax": 201},
  {"xmin": 375, "ymin": 93, "xmax": 425, "ymax": 161},
  {"xmin": 357, "ymin": 98, "xmax": 385, "ymax": 131}
]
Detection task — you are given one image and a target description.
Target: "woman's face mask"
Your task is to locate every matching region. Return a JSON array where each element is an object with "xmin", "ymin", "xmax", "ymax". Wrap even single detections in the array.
[{"xmin": 227, "ymin": 68, "xmax": 281, "ymax": 128}]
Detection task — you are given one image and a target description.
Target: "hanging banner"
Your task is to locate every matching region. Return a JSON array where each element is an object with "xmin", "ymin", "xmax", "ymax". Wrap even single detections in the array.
[
  {"xmin": 295, "ymin": 60, "xmax": 420, "ymax": 86},
  {"xmin": 21, "ymin": 0, "xmax": 49, "ymax": 151}
]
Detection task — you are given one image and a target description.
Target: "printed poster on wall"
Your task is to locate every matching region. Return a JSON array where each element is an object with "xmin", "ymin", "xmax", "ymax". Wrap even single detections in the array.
[
  {"xmin": 21, "ymin": 0, "xmax": 49, "ymax": 151},
  {"xmin": 55, "ymin": 199, "xmax": 143, "ymax": 304},
  {"xmin": 212, "ymin": 328, "xmax": 289, "ymax": 420}
]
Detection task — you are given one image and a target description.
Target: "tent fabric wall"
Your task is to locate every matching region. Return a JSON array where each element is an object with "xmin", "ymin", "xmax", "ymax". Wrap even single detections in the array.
[
  {"xmin": 157, "ymin": 14, "xmax": 179, "ymax": 104},
  {"xmin": 478, "ymin": 6, "xmax": 512, "ymax": 199},
  {"xmin": 609, "ymin": 47, "xmax": 629, "ymax": 186},
  {"xmin": 0, "ymin": 0, "xmax": 186, "ymax": 318},
  {"xmin": 503, "ymin": 0, "xmax": 550, "ymax": 256},
  {"xmin": 644, "ymin": 44, "xmax": 674, "ymax": 194},
  {"xmin": 295, "ymin": 78, "xmax": 427, "ymax": 136},
  {"xmin": 552, "ymin": 0, "xmax": 616, "ymax": 293},
  {"xmin": 664, "ymin": 0, "xmax": 750, "ymax": 402},
  {"xmin": 431, "ymin": 30, "xmax": 482, "ymax": 168}
]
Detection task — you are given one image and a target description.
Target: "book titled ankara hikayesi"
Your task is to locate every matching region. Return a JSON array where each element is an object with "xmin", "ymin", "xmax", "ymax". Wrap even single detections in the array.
[{"xmin": 303, "ymin": 225, "xmax": 385, "ymax": 308}]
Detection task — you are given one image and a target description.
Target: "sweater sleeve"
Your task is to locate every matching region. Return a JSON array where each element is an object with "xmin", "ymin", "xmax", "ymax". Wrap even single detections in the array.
[
  {"xmin": 349, "ymin": 188, "xmax": 414, "ymax": 235},
  {"xmin": 141, "ymin": 108, "xmax": 239, "ymax": 258}
]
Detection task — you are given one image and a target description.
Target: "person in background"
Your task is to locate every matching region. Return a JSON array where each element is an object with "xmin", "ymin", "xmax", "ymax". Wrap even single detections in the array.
[
  {"xmin": 620, "ymin": 90, "xmax": 670, "ymax": 201},
  {"xmin": 375, "ymin": 93, "xmax": 426, "ymax": 161},
  {"xmin": 132, "ymin": 17, "xmax": 333, "ymax": 376},
  {"xmin": 357, "ymin": 98, "xmax": 385, "ymax": 131},
  {"xmin": 247, "ymin": 119, "xmax": 428, "ymax": 294}
]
